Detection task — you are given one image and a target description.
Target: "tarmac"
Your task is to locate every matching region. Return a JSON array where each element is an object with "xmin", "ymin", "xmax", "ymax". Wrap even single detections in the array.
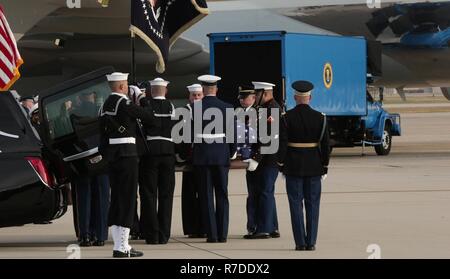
[{"xmin": 0, "ymin": 111, "xmax": 450, "ymax": 259}]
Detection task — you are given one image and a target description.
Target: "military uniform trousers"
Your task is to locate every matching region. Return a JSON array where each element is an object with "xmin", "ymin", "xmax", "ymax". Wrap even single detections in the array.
[
  {"xmin": 286, "ymin": 175, "xmax": 322, "ymax": 247},
  {"xmin": 108, "ymin": 156, "xmax": 139, "ymax": 229},
  {"xmin": 245, "ymin": 170, "xmax": 259, "ymax": 234},
  {"xmin": 140, "ymin": 155, "xmax": 176, "ymax": 243},
  {"xmin": 254, "ymin": 166, "xmax": 279, "ymax": 234},
  {"xmin": 195, "ymin": 165, "xmax": 229, "ymax": 241},
  {"xmin": 181, "ymin": 170, "xmax": 206, "ymax": 236},
  {"xmin": 74, "ymin": 175, "xmax": 110, "ymax": 241}
]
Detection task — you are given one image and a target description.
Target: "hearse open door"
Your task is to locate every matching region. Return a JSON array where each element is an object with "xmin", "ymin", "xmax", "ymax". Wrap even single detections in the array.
[{"xmin": 38, "ymin": 67, "xmax": 115, "ymax": 183}]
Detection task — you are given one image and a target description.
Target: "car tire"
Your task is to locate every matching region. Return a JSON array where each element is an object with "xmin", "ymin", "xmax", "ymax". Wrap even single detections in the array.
[{"xmin": 375, "ymin": 125, "xmax": 392, "ymax": 156}]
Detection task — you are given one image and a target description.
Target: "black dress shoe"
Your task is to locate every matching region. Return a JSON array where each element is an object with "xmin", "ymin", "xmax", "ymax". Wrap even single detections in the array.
[
  {"xmin": 247, "ymin": 233, "xmax": 270, "ymax": 239},
  {"xmin": 295, "ymin": 246, "xmax": 306, "ymax": 251},
  {"xmin": 270, "ymin": 230, "xmax": 281, "ymax": 238},
  {"xmin": 207, "ymin": 238, "xmax": 218, "ymax": 243},
  {"xmin": 306, "ymin": 245, "xmax": 316, "ymax": 251},
  {"xmin": 113, "ymin": 249, "xmax": 144, "ymax": 258},
  {"xmin": 79, "ymin": 237, "xmax": 92, "ymax": 247},
  {"xmin": 188, "ymin": 234, "xmax": 207, "ymax": 238},
  {"xmin": 159, "ymin": 240, "xmax": 168, "ymax": 245},
  {"xmin": 218, "ymin": 238, "xmax": 227, "ymax": 243},
  {"xmin": 145, "ymin": 239, "xmax": 159, "ymax": 245},
  {"xmin": 92, "ymin": 240, "xmax": 105, "ymax": 247}
]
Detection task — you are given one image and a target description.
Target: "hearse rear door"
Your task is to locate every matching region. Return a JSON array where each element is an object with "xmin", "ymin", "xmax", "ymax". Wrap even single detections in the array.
[{"xmin": 38, "ymin": 67, "xmax": 114, "ymax": 181}]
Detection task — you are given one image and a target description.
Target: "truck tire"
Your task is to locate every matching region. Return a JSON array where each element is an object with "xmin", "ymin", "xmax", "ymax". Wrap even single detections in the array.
[{"xmin": 375, "ymin": 125, "xmax": 392, "ymax": 156}]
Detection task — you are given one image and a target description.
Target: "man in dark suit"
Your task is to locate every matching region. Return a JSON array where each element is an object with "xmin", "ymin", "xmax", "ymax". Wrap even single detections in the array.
[
  {"xmin": 278, "ymin": 80, "xmax": 330, "ymax": 251},
  {"xmin": 192, "ymin": 75, "xmax": 237, "ymax": 243}
]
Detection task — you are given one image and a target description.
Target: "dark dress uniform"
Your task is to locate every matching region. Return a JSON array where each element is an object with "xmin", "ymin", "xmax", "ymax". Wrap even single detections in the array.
[
  {"xmin": 278, "ymin": 81, "xmax": 330, "ymax": 250},
  {"xmin": 71, "ymin": 100, "xmax": 110, "ymax": 245},
  {"xmin": 236, "ymin": 104, "xmax": 258, "ymax": 235},
  {"xmin": 139, "ymin": 96, "xmax": 176, "ymax": 244},
  {"xmin": 192, "ymin": 95, "xmax": 237, "ymax": 242},
  {"xmin": 99, "ymin": 93, "xmax": 155, "ymax": 229},
  {"xmin": 249, "ymin": 98, "xmax": 281, "ymax": 237},
  {"xmin": 180, "ymin": 103, "xmax": 206, "ymax": 237}
]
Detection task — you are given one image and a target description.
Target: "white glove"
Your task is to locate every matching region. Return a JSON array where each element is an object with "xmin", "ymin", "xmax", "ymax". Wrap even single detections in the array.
[
  {"xmin": 230, "ymin": 152, "xmax": 237, "ymax": 160},
  {"xmin": 243, "ymin": 159, "xmax": 259, "ymax": 172},
  {"xmin": 175, "ymin": 154, "xmax": 186, "ymax": 163},
  {"xmin": 321, "ymin": 174, "xmax": 328, "ymax": 181}
]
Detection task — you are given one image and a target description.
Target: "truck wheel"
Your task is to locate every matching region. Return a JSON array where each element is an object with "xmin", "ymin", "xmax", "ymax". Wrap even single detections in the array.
[{"xmin": 375, "ymin": 126, "xmax": 392, "ymax": 156}]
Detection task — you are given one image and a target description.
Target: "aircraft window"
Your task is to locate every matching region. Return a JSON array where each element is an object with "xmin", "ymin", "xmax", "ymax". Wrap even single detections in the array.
[{"xmin": 42, "ymin": 79, "xmax": 111, "ymax": 140}]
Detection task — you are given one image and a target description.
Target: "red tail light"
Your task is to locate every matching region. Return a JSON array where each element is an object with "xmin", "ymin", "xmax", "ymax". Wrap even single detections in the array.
[{"xmin": 26, "ymin": 157, "xmax": 55, "ymax": 189}]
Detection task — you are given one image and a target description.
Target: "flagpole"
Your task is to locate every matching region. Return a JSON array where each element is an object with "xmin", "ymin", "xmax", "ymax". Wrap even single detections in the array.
[{"xmin": 131, "ymin": 31, "xmax": 137, "ymax": 85}]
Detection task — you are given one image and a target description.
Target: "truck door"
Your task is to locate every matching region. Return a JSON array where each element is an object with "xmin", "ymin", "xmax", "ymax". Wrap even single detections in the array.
[{"xmin": 38, "ymin": 67, "xmax": 114, "ymax": 181}]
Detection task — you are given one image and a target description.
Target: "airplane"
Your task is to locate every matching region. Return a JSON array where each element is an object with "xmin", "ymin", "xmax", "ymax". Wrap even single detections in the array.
[{"xmin": 0, "ymin": 0, "xmax": 449, "ymax": 101}]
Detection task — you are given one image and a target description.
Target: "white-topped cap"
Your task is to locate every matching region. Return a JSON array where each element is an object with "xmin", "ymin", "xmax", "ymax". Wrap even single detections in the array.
[
  {"xmin": 150, "ymin": 77, "xmax": 169, "ymax": 87},
  {"xmin": 198, "ymin": 75, "xmax": 221, "ymax": 85},
  {"xmin": 187, "ymin": 84, "xmax": 203, "ymax": 93},
  {"xmin": 106, "ymin": 72, "xmax": 129, "ymax": 82},
  {"xmin": 252, "ymin": 81, "xmax": 275, "ymax": 90}
]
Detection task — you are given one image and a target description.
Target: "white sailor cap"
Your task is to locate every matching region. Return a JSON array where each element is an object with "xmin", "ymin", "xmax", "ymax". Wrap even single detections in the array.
[
  {"xmin": 150, "ymin": 77, "xmax": 169, "ymax": 87},
  {"xmin": 187, "ymin": 84, "xmax": 203, "ymax": 93},
  {"xmin": 198, "ymin": 75, "xmax": 221, "ymax": 86},
  {"xmin": 252, "ymin": 82, "xmax": 275, "ymax": 91},
  {"xmin": 29, "ymin": 103, "xmax": 39, "ymax": 116},
  {"xmin": 106, "ymin": 72, "xmax": 129, "ymax": 82}
]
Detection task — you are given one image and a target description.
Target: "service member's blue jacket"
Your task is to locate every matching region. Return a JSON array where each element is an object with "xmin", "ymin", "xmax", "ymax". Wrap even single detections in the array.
[{"xmin": 191, "ymin": 95, "xmax": 237, "ymax": 166}]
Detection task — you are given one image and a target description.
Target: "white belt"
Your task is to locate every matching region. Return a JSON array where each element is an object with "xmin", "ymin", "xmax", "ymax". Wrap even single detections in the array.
[
  {"xmin": 195, "ymin": 133, "xmax": 226, "ymax": 139},
  {"xmin": 154, "ymin": 113, "xmax": 175, "ymax": 118},
  {"xmin": 147, "ymin": 136, "xmax": 173, "ymax": 142},
  {"xmin": 109, "ymin": 137, "xmax": 136, "ymax": 145}
]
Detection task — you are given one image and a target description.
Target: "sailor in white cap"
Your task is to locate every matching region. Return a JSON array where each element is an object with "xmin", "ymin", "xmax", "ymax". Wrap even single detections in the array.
[
  {"xmin": 29, "ymin": 103, "xmax": 40, "ymax": 131},
  {"xmin": 139, "ymin": 77, "xmax": 177, "ymax": 245},
  {"xmin": 243, "ymin": 81, "xmax": 281, "ymax": 240},
  {"xmin": 179, "ymin": 83, "xmax": 206, "ymax": 238},
  {"xmin": 191, "ymin": 74, "xmax": 237, "ymax": 243},
  {"xmin": 99, "ymin": 72, "xmax": 156, "ymax": 258}
]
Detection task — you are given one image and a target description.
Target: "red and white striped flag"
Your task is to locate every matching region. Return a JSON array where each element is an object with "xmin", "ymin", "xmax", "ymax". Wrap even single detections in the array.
[{"xmin": 0, "ymin": 5, "xmax": 23, "ymax": 91}]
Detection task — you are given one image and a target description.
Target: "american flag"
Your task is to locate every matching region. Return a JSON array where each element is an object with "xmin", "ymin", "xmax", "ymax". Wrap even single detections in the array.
[{"xmin": 0, "ymin": 5, "xmax": 23, "ymax": 91}]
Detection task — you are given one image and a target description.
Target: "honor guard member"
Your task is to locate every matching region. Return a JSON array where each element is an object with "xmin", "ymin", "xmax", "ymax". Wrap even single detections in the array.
[
  {"xmin": 99, "ymin": 72, "xmax": 156, "ymax": 258},
  {"xmin": 235, "ymin": 87, "xmax": 259, "ymax": 236},
  {"xmin": 139, "ymin": 78, "xmax": 176, "ymax": 245},
  {"xmin": 20, "ymin": 96, "xmax": 35, "ymax": 115},
  {"xmin": 71, "ymin": 91, "xmax": 110, "ymax": 247},
  {"xmin": 192, "ymin": 75, "xmax": 237, "ymax": 243},
  {"xmin": 128, "ymin": 85, "xmax": 146, "ymax": 240},
  {"xmin": 243, "ymin": 82, "xmax": 281, "ymax": 239},
  {"xmin": 180, "ymin": 84, "xmax": 206, "ymax": 238},
  {"xmin": 277, "ymin": 81, "xmax": 330, "ymax": 251}
]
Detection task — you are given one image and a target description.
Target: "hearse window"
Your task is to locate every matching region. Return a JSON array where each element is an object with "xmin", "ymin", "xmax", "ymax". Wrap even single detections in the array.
[{"xmin": 43, "ymin": 79, "xmax": 111, "ymax": 140}]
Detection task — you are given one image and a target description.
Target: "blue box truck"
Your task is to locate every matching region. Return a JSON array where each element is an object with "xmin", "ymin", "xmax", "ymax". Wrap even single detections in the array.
[{"xmin": 208, "ymin": 31, "xmax": 401, "ymax": 155}]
